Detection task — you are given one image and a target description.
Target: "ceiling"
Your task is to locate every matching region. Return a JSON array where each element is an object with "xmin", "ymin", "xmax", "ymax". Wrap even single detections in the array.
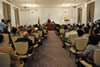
[{"xmin": 6, "ymin": 0, "xmax": 90, "ymax": 8}]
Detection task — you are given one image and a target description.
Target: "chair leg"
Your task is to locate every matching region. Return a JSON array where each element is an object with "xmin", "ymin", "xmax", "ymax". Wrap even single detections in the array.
[
  {"xmin": 69, "ymin": 51, "xmax": 71, "ymax": 57},
  {"xmin": 75, "ymin": 54, "xmax": 78, "ymax": 63}
]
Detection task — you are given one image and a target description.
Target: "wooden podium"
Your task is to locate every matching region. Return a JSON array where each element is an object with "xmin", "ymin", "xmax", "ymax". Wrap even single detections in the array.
[{"xmin": 46, "ymin": 24, "xmax": 56, "ymax": 30}]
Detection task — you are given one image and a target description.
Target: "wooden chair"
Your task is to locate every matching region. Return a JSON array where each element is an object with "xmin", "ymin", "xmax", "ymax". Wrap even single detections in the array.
[
  {"xmin": 33, "ymin": 32, "xmax": 41, "ymax": 43},
  {"xmin": 79, "ymin": 49, "xmax": 100, "ymax": 67},
  {"xmin": 60, "ymin": 28, "xmax": 64, "ymax": 38},
  {"xmin": 43, "ymin": 29, "xmax": 48, "ymax": 38},
  {"xmin": 65, "ymin": 34, "xmax": 78, "ymax": 47},
  {"xmin": 69, "ymin": 38, "xmax": 88, "ymax": 62},
  {"xmin": 14, "ymin": 42, "xmax": 32, "ymax": 59},
  {"xmin": 94, "ymin": 49, "xmax": 100, "ymax": 66},
  {"xmin": 2, "ymin": 33, "xmax": 10, "ymax": 46},
  {"xmin": 0, "ymin": 53, "xmax": 10, "ymax": 67}
]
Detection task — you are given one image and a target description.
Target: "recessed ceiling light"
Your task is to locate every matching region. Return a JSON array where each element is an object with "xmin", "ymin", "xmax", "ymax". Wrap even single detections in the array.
[
  {"xmin": 22, "ymin": 4, "xmax": 39, "ymax": 7},
  {"xmin": 60, "ymin": 3, "xmax": 78, "ymax": 7}
]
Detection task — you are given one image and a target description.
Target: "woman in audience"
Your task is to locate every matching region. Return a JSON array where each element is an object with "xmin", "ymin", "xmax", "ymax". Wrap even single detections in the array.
[{"xmin": 0, "ymin": 34, "xmax": 20, "ymax": 67}]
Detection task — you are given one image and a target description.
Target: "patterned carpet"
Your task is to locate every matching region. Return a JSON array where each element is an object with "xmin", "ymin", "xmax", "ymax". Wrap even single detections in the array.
[{"xmin": 24, "ymin": 31, "xmax": 77, "ymax": 67}]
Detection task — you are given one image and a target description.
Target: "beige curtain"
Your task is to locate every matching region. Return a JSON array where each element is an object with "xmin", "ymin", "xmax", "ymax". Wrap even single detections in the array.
[
  {"xmin": 90, "ymin": 2, "xmax": 95, "ymax": 27},
  {"xmin": 2, "ymin": 2, "xmax": 12, "ymax": 27},
  {"xmin": 86, "ymin": 3, "xmax": 89, "ymax": 26},
  {"xmin": 77, "ymin": 8, "xmax": 82, "ymax": 25},
  {"xmin": 77, "ymin": 8, "xmax": 80, "ymax": 24},
  {"xmin": 15, "ymin": 8, "xmax": 20, "ymax": 27},
  {"xmin": 80, "ymin": 8, "xmax": 82, "ymax": 25},
  {"xmin": 86, "ymin": 2, "xmax": 95, "ymax": 26},
  {"xmin": 3, "ymin": 2, "xmax": 7, "ymax": 20}
]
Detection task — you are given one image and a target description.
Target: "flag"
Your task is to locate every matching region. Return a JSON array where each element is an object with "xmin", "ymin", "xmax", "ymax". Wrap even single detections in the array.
[{"xmin": 38, "ymin": 17, "xmax": 40, "ymax": 26}]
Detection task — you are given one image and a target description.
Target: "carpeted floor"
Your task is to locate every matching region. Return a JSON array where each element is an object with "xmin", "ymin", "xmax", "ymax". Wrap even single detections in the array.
[{"xmin": 24, "ymin": 31, "xmax": 77, "ymax": 67}]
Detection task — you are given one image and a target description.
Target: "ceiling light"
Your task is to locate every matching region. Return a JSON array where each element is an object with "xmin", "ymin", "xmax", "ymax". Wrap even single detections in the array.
[
  {"xmin": 64, "ymin": 10, "xmax": 68, "ymax": 12},
  {"xmin": 22, "ymin": 4, "xmax": 39, "ymax": 7},
  {"xmin": 60, "ymin": 3, "xmax": 78, "ymax": 7}
]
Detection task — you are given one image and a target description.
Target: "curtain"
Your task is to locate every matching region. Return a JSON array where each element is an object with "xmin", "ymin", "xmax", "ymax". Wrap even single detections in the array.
[
  {"xmin": 86, "ymin": 2, "xmax": 95, "ymax": 26},
  {"xmin": 2, "ymin": 2, "xmax": 12, "ymax": 27},
  {"xmin": 80, "ymin": 8, "xmax": 82, "ymax": 25},
  {"xmin": 3, "ymin": 2, "xmax": 7, "ymax": 20},
  {"xmin": 15, "ymin": 8, "xmax": 20, "ymax": 27},
  {"xmin": 90, "ymin": 2, "xmax": 95, "ymax": 27},
  {"xmin": 77, "ymin": 8, "xmax": 82, "ymax": 25}
]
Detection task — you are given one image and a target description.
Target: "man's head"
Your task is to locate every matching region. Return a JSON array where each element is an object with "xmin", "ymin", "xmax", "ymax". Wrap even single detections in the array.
[
  {"xmin": 23, "ymin": 32, "xmax": 29, "ymax": 38},
  {"xmin": 0, "ymin": 34, "xmax": 4, "ymax": 44},
  {"xmin": 27, "ymin": 28, "xmax": 32, "ymax": 34},
  {"xmin": 84, "ymin": 27, "xmax": 89, "ymax": 34},
  {"xmin": 1, "ymin": 19, "xmax": 5, "ymax": 23},
  {"xmin": 7, "ymin": 19, "xmax": 11, "ymax": 24},
  {"xmin": 77, "ymin": 30, "xmax": 84, "ymax": 37},
  {"xmin": 93, "ymin": 29, "xmax": 99, "ymax": 35}
]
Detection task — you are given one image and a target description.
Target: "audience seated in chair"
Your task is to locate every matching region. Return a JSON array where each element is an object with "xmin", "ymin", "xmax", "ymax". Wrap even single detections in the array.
[
  {"xmin": 27, "ymin": 28, "xmax": 34, "ymax": 36},
  {"xmin": 0, "ymin": 34, "xmax": 20, "ymax": 67},
  {"xmin": 0, "ymin": 19, "xmax": 8, "ymax": 33},
  {"xmin": 81, "ymin": 37, "xmax": 100, "ymax": 64},
  {"xmin": 15, "ymin": 32, "xmax": 34, "ymax": 54},
  {"xmin": 63, "ymin": 28, "xmax": 77, "ymax": 42},
  {"xmin": 72, "ymin": 30, "xmax": 86, "ymax": 47},
  {"xmin": 88, "ymin": 29, "xmax": 100, "ymax": 44},
  {"xmin": 11, "ymin": 27, "xmax": 20, "ymax": 36}
]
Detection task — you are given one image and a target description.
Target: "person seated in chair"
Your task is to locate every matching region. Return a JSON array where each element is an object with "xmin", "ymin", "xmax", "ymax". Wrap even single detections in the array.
[
  {"xmin": 72, "ymin": 30, "xmax": 86, "ymax": 47},
  {"xmin": 0, "ymin": 19, "xmax": 7, "ymax": 33},
  {"xmin": 0, "ymin": 34, "xmax": 20, "ymax": 67},
  {"xmin": 88, "ymin": 29, "xmax": 100, "ymax": 44},
  {"xmin": 15, "ymin": 32, "xmax": 34, "ymax": 54},
  {"xmin": 81, "ymin": 39, "xmax": 100, "ymax": 64},
  {"xmin": 83, "ymin": 27, "xmax": 89, "ymax": 38},
  {"xmin": 11, "ymin": 27, "xmax": 20, "ymax": 36},
  {"xmin": 27, "ymin": 28, "xmax": 35, "ymax": 36}
]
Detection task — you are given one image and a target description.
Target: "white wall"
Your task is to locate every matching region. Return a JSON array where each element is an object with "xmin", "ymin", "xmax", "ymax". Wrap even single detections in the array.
[
  {"xmin": 94, "ymin": 0, "xmax": 100, "ymax": 21},
  {"xmin": 0, "ymin": 0, "xmax": 21, "ymax": 27},
  {"xmin": 21, "ymin": 10, "xmax": 38, "ymax": 25},
  {"xmin": 75, "ymin": 0, "xmax": 100, "ymax": 25},
  {"xmin": 0, "ymin": 0, "xmax": 3, "ymax": 20},
  {"xmin": 21, "ymin": 7, "xmax": 76, "ymax": 25}
]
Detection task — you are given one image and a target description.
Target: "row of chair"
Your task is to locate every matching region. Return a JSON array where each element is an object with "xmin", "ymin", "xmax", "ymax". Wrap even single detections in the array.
[
  {"xmin": 56, "ymin": 28, "xmax": 100, "ymax": 67},
  {"xmin": 0, "ymin": 28, "xmax": 48, "ymax": 67}
]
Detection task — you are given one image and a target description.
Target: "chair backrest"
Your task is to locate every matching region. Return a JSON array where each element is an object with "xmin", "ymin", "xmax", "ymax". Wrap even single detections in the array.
[
  {"xmin": 76, "ymin": 38, "xmax": 88, "ymax": 51},
  {"xmin": 33, "ymin": 32, "xmax": 39, "ymax": 39},
  {"xmin": 60, "ymin": 29, "xmax": 64, "ymax": 35},
  {"xmin": 0, "ymin": 53, "xmax": 10, "ymax": 67},
  {"xmin": 43, "ymin": 29, "xmax": 47, "ymax": 34},
  {"xmin": 2, "ymin": 34, "xmax": 10, "ymax": 46},
  {"xmin": 29, "ymin": 36, "xmax": 35, "ymax": 44},
  {"xmin": 69, "ymin": 34, "xmax": 78, "ymax": 45},
  {"xmin": 19, "ymin": 31, "xmax": 24, "ymax": 37},
  {"xmin": 56, "ymin": 27, "xmax": 59, "ymax": 30},
  {"xmin": 11, "ymin": 36, "xmax": 20, "ymax": 43},
  {"xmin": 38, "ymin": 30, "xmax": 43, "ymax": 37},
  {"xmin": 83, "ymin": 34, "xmax": 90, "ymax": 39},
  {"xmin": 94, "ymin": 49, "xmax": 100, "ymax": 66},
  {"xmin": 14, "ymin": 42, "xmax": 28, "ymax": 55}
]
